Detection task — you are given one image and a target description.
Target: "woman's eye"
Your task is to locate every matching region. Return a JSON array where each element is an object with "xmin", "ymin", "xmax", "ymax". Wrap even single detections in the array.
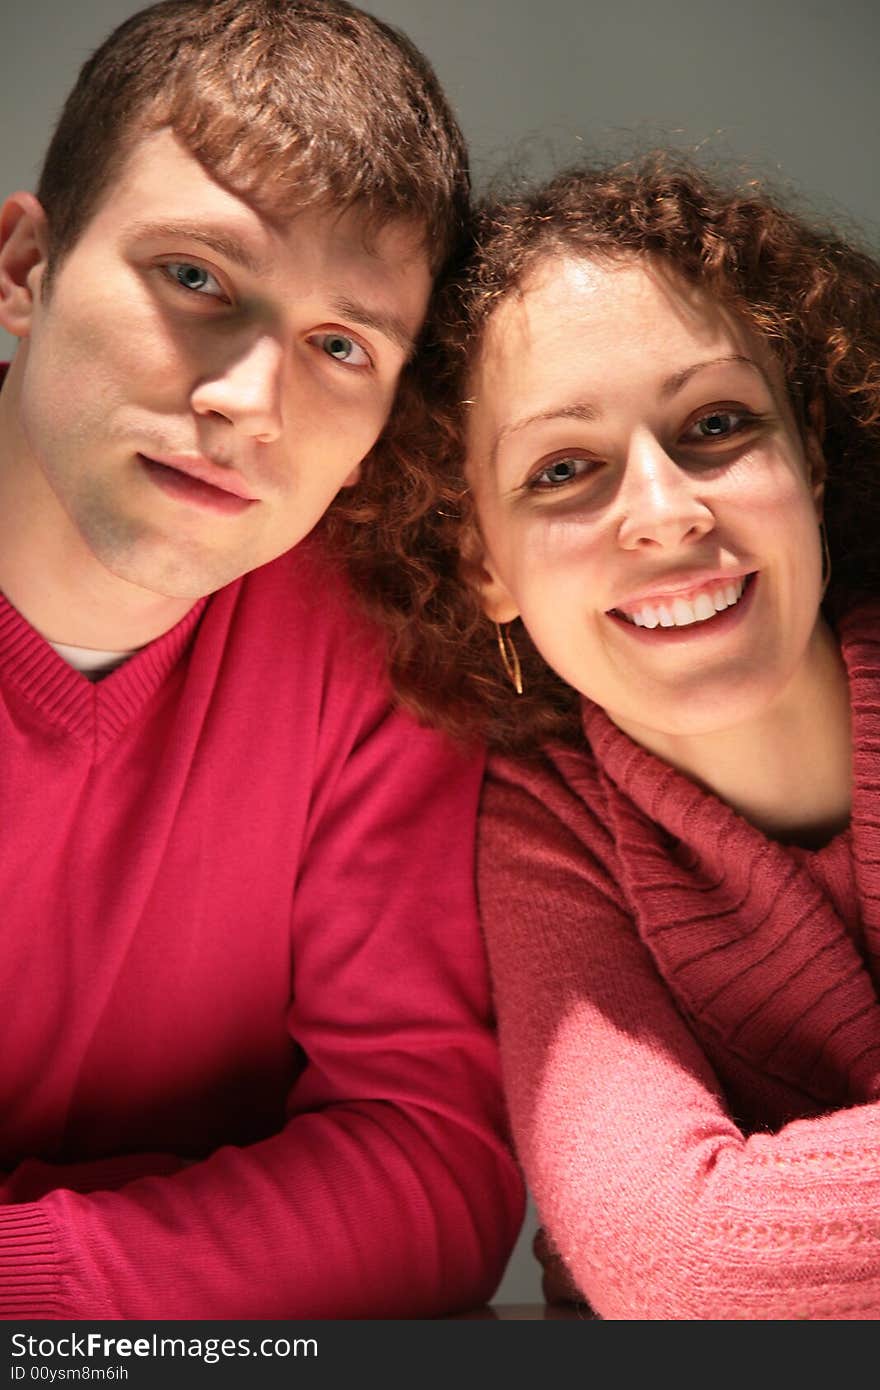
[
  {"xmin": 683, "ymin": 409, "xmax": 751, "ymax": 442},
  {"xmin": 313, "ymin": 333, "xmax": 371, "ymax": 368},
  {"xmin": 164, "ymin": 262, "xmax": 225, "ymax": 298},
  {"xmin": 529, "ymin": 456, "xmax": 592, "ymax": 489}
]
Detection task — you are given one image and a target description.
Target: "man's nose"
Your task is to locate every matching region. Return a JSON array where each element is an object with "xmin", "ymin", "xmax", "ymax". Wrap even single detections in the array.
[
  {"xmin": 615, "ymin": 434, "xmax": 714, "ymax": 551},
  {"xmin": 190, "ymin": 336, "xmax": 284, "ymax": 443}
]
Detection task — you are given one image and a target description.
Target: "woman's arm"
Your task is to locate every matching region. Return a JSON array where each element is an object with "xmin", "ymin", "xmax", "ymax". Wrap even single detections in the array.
[{"xmin": 480, "ymin": 755, "xmax": 880, "ymax": 1320}]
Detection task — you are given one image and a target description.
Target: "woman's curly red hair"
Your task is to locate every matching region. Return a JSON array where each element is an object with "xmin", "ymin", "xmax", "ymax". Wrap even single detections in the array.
[{"xmin": 324, "ymin": 154, "xmax": 880, "ymax": 750}]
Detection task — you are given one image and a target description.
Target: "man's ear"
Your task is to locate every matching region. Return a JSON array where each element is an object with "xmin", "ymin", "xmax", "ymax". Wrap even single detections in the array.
[
  {"xmin": 0, "ymin": 193, "xmax": 50, "ymax": 339},
  {"xmin": 805, "ymin": 397, "xmax": 827, "ymax": 515},
  {"xmin": 461, "ymin": 526, "xmax": 520, "ymax": 624}
]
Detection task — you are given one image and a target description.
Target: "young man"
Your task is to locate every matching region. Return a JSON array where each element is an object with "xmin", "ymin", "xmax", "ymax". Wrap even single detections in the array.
[{"xmin": 0, "ymin": 0, "xmax": 523, "ymax": 1318}]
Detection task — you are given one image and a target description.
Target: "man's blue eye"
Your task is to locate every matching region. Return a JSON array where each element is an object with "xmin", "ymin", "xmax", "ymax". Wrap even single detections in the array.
[
  {"xmin": 326, "ymin": 335, "xmax": 352, "ymax": 359},
  {"xmin": 314, "ymin": 334, "xmax": 370, "ymax": 367},
  {"xmin": 166, "ymin": 263, "xmax": 221, "ymax": 295}
]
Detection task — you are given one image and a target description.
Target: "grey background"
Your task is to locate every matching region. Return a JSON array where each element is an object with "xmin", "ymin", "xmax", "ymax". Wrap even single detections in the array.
[{"xmin": 3, "ymin": 0, "xmax": 880, "ymax": 1303}]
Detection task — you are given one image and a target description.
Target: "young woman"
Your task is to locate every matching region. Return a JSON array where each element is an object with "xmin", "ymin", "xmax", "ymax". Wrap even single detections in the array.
[{"xmin": 330, "ymin": 156, "xmax": 880, "ymax": 1318}]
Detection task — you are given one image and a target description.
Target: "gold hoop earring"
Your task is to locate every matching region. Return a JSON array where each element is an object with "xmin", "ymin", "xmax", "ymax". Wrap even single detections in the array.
[
  {"xmin": 820, "ymin": 519, "xmax": 832, "ymax": 599},
  {"xmin": 495, "ymin": 622, "xmax": 523, "ymax": 695}
]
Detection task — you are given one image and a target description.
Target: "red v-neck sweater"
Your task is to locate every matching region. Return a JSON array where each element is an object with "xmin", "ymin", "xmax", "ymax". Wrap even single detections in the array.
[
  {"xmin": 0, "ymin": 537, "xmax": 523, "ymax": 1319},
  {"xmin": 479, "ymin": 602, "xmax": 880, "ymax": 1320}
]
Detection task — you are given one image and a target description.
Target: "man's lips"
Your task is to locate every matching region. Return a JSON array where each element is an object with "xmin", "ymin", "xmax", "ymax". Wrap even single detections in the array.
[
  {"xmin": 138, "ymin": 453, "xmax": 258, "ymax": 516},
  {"xmin": 140, "ymin": 452, "xmax": 257, "ymax": 500}
]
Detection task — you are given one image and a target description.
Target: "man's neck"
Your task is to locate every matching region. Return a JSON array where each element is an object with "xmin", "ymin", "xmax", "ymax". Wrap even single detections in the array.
[
  {"xmin": 0, "ymin": 357, "xmax": 194, "ymax": 649},
  {"xmin": 0, "ymin": 554, "xmax": 194, "ymax": 650}
]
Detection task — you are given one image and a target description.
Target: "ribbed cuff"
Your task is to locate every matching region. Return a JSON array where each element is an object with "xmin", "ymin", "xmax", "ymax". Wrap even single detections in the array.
[{"xmin": 0, "ymin": 1204, "xmax": 64, "ymax": 1317}]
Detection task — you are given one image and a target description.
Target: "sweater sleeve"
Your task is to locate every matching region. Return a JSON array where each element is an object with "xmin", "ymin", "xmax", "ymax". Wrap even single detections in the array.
[
  {"xmin": 479, "ymin": 755, "xmax": 880, "ymax": 1321},
  {"xmin": 0, "ymin": 707, "xmax": 524, "ymax": 1320}
]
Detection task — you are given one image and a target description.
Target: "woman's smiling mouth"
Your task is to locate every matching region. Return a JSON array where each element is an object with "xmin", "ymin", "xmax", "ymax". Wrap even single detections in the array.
[{"xmin": 608, "ymin": 573, "xmax": 758, "ymax": 635}]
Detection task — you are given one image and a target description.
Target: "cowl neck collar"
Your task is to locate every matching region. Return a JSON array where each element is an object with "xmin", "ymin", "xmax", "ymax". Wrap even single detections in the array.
[{"xmin": 562, "ymin": 601, "xmax": 880, "ymax": 1111}]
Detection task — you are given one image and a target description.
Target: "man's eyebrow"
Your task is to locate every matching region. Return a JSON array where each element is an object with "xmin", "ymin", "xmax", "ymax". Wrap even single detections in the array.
[
  {"xmin": 126, "ymin": 228, "xmax": 418, "ymax": 354},
  {"xmin": 126, "ymin": 220, "xmax": 271, "ymax": 277},
  {"xmin": 330, "ymin": 297, "xmax": 417, "ymax": 359}
]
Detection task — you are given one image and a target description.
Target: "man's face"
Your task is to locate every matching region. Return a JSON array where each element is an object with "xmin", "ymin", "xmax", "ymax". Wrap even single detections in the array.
[{"xmin": 5, "ymin": 129, "xmax": 432, "ymax": 599}]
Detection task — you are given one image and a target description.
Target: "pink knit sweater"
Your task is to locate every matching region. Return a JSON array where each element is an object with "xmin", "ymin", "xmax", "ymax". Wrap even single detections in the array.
[{"xmin": 479, "ymin": 602, "xmax": 880, "ymax": 1319}]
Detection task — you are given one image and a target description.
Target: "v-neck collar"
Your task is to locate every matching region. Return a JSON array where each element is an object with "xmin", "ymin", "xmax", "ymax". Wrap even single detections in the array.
[{"xmin": 0, "ymin": 590, "xmax": 209, "ymax": 754}]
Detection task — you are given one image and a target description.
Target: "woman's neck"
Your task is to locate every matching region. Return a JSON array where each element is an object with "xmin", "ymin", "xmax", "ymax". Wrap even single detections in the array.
[{"xmin": 613, "ymin": 620, "xmax": 853, "ymax": 849}]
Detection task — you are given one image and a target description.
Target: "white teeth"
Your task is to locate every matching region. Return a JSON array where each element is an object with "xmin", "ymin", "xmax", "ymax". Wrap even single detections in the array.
[{"xmin": 616, "ymin": 576, "xmax": 748, "ymax": 630}]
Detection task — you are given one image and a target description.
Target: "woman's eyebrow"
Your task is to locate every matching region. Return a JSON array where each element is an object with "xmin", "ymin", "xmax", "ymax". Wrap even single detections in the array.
[
  {"xmin": 659, "ymin": 354, "xmax": 767, "ymax": 398},
  {"xmin": 489, "ymin": 355, "xmax": 771, "ymax": 466},
  {"xmin": 493, "ymin": 401, "xmax": 600, "ymax": 463}
]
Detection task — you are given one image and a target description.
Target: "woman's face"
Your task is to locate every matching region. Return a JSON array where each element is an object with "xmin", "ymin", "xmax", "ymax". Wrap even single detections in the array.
[{"xmin": 467, "ymin": 254, "xmax": 826, "ymax": 741}]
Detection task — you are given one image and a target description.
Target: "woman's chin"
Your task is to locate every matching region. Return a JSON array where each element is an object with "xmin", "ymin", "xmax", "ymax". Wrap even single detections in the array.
[{"xmin": 603, "ymin": 673, "xmax": 791, "ymax": 747}]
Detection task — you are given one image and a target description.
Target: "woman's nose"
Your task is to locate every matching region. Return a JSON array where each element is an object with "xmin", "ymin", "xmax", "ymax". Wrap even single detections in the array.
[{"xmin": 615, "ymin": 434, "xmax": 714, "ymax": 550}]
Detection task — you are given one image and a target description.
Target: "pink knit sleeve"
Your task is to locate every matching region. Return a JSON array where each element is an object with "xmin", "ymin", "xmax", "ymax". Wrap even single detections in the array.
[
  {"xmin": 0, "ymin": 708, "xmax": 523, "ymax": 1320},
  {"xmin": 480, "ymin": 756, "xmax": 880, "ymax": 1320}
]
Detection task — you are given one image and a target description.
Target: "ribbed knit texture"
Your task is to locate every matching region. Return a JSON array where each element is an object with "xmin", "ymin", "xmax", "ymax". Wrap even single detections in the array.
[
  {"xmin": 0, "ymin": 1208, "xmax": 61, "ymax": 1318},
  {"xmin": 0, "ymin": 538, "xmax": 523, "ymax": 1319},
  {"xmin": 480, "ymin": 602, "xmax": 880, "ymax": 1319}
]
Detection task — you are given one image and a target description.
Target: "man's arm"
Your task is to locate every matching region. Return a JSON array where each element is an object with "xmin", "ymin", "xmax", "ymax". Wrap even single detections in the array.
[{"xmin": 0, "ymin": 700, "xmax": 523, "ymax": 1319}]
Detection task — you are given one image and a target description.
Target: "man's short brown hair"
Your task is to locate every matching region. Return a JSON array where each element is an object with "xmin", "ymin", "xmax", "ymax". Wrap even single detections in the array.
[{"xmin": 37, "ymin": 0, "xmax": 469, "ymax": 276}]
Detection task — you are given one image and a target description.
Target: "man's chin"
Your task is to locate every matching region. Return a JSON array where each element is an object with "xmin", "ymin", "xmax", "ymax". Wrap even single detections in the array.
[{"xmin": 93, "ymin": 541, "xmax": 255, "ymax": 604}]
